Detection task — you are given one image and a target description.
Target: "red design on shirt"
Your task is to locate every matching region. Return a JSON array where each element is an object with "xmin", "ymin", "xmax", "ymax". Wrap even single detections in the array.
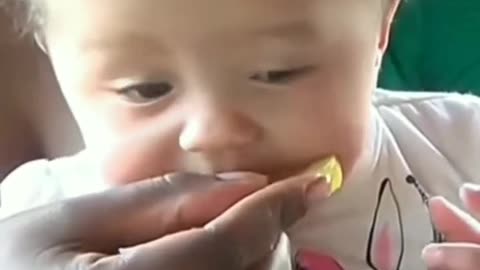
[
  {"xmin": 373, "ymin": 224, "xmax": 395, "ymax": 270},
  {"xmin": 295, "ymin": 249, "xmax": 344, "ymax": 270}
]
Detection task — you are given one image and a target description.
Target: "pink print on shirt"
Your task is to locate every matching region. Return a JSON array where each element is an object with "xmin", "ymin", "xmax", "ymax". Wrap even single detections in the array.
[
  {"xmin": 295, "ymin": 249, "xmax": 344, "ymax": 270},
  {"xmin": 294, "ymin": 178, "xmax": 421, "ymax": 270},
  {"xmin": 294, "ymin": 176, "xmax": 438, "ymax": 270},
  {"xmin": 294, "ymin": 225, "xmax": 396, "ymax": 270},
  {"xmin": 372, "ymin": 224, "xmax": 396, "ymax": 270}
]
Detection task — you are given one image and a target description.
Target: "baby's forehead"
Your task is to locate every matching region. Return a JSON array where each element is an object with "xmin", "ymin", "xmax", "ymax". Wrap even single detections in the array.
[
  {"xmin": 42, "ymin": 0, "xmax": 382, "ymax": 58},
  {"xmin": 45, "ymin": 0, "xmax": 380, "ymax": 34}
]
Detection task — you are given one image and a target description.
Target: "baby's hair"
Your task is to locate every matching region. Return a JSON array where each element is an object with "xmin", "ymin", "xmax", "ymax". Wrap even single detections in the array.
[{"xmin": 2, "ymin": 0, "xmax": 398, "ymax": 36}]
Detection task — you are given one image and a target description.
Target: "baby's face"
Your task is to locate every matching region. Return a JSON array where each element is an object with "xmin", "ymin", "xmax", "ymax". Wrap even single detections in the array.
[{"xmin": 43, "ymin": 0, "xmax": 392, "ymax": 183}]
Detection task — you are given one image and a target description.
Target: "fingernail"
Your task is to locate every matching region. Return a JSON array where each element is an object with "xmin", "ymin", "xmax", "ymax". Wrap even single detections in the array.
[
  {"xmin": 305, "ymin": 177, "xmax": 331, "ymax": 204},
  {"xmin": 217, "ymin": 172, "xmax": 268, "ymax": 184},
  {"xmin": 422, "ymin": 244, "xmax": 445, "ymax": 268}
]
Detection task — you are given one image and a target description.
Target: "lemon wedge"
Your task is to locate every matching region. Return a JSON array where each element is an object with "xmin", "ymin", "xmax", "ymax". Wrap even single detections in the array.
[{"xmin": 304, "ymin": 156, "xmax": 343, "ymax": 195}]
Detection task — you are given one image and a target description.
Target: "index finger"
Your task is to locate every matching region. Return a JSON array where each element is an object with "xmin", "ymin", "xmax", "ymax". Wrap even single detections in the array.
[{"xmin": 204, "ymin": 173, "xmax": 330, "ymax": 268}]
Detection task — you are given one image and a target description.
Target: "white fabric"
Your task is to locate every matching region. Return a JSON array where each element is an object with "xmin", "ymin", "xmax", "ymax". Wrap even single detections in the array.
[{"xmin": 1, "ymin": 89, "xmax": 480, "ymax": 269}]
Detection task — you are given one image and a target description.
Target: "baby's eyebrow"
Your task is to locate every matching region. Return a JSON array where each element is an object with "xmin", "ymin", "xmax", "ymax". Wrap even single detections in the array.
[
  {"xmin": 79, "ymin": 32, "xmax": 170, "ymax": 54},
  {"xmin": 249, "ymin": 20, "xmax": 316, "ymax": 40}
]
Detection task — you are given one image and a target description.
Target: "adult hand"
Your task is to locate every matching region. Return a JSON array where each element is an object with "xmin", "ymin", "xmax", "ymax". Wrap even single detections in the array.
[{"xmin": 0, "ymin": 171, "xmax": 329, "ymax": 270}]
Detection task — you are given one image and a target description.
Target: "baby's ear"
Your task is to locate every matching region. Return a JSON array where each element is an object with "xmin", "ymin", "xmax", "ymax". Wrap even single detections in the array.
[{"xmin": 379, "ymin": 0, "xmax": 401, "ymax": 52}]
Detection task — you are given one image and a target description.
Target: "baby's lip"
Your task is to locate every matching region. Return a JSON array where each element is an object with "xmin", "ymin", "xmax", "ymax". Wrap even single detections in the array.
[
  {"xmin": 181, "ymin": 155, "xmax": 333, "ymax": 184},
  {"xmin": 188, "ymin": 166, "xmax": 303, "ymax": 184}
]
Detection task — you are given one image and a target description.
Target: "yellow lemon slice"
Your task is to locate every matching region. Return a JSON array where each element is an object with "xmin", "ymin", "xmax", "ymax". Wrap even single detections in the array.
[{"xmin": 304, "ymin": 156, "xmax": 343, "ymax": 195}]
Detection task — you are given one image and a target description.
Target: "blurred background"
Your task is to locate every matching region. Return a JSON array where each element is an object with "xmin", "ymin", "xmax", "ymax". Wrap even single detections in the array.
[
  {"xmin": 1, "ymin": 0, "xmax": 479, "ymax": 180},
  {"xmin": 0, "ymin": 8, "xmax": 83, "ymax": 180},
  {"xmin": 380, "ymin": 0, "xmax": 480, "ymax": 92}
]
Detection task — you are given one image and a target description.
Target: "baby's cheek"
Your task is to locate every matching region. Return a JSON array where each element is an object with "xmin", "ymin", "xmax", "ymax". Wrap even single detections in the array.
[
  {"xmin": 297, "ymin": 107, "xmax": 368, "ymax": 181},
  {"xmin": 334, "ymin": 116, "xmax": 370, "ymax": 179},
  {"xmin": 322, "ymin": 94, "xmax": 371, "ymax": 179},
  {"xmin": 98, "ymin": 137, "xmax": 182, "ymax": 186}
]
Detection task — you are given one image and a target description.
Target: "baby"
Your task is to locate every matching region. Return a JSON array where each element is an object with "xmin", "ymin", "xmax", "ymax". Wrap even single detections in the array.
[{"xmin": 2, "ymin": 0, "xmax": 480, "ymax": 269}]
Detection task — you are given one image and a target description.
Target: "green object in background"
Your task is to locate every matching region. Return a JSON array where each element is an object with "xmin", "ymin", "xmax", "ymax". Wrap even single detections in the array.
[{"xmin": 379, "ymin": 0, "xmax": 480, "ymax": 95}]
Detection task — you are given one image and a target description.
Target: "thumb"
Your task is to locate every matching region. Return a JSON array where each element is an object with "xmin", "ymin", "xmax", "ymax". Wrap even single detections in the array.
[
  {"xmin": 111, "ymin": 173, "xmax": 330, "ymax": 270},
  {"xmin": 202, "ymin": 173, "xmax": 331, "ymax": 268},
  {"xmin": 429, "ymin": 196, "xmax": 480, "ymax": 243}
]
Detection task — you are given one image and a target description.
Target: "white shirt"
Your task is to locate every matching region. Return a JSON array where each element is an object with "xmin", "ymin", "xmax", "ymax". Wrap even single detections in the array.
[{"xmin": 2, "ymin": 90, "xmax": 480, "ymax": 270}]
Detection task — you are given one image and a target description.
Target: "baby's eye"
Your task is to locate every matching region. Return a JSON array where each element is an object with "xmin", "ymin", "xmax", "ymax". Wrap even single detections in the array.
[
  {"xmin": 118, "ymin": 82, "xmax": 173, "ymax": 104},
  {"xmin": 250, "ymin": 66, "xmax": 314, "ymax": 84}
]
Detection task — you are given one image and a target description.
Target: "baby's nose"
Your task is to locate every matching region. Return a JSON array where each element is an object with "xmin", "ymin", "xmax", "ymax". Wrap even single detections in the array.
[{"xmin": 179, "ymin": 108, "xmax": 261, "ymax": 153}]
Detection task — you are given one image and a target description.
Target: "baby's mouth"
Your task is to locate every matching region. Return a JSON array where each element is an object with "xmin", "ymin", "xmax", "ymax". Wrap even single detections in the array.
[{"xmin": 183, "ymin": 154, "xmax": 344, "ymax": 195}]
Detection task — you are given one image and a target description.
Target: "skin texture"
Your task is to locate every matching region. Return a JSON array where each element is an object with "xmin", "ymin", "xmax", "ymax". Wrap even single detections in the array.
[
  {"xmin": 6, "ymin": 2, "xmax": 480, "ymax": 269},
  {"xmin": 0, "ymin": 171, "xmax": 332, "ymax": 270},
  {"xmin": 41, "ymin": 0, "xmax": 397, "ymax": 185}
]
